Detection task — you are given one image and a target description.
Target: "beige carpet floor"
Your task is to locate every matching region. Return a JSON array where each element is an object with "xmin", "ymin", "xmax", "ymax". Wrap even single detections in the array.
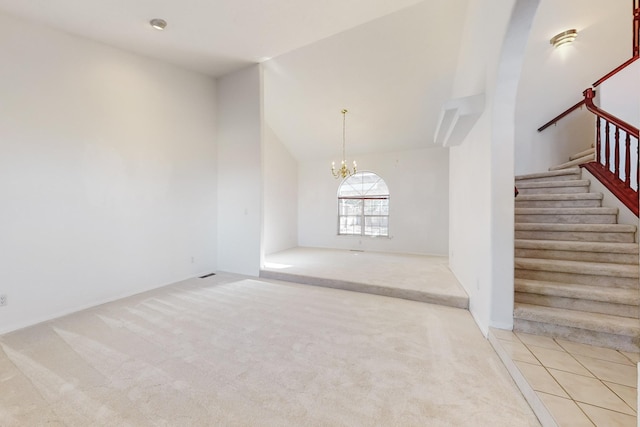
[
  {"xmin": 262, "ymin": 247, "xmax": 469, "ymax": 309},
  {"xmin": 0, "ymin": 273, "xmax": 539, "ymax": 426}
]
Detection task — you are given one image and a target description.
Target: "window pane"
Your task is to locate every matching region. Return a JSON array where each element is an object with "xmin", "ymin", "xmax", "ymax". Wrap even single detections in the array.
[
  {"xmin": 339, "ymin": 199, "xmax": 362, "ymax": 215},
  {"xmin": 364, "ymin": 216, "xmax": 389, "ymax": 237},
  {"xmin": 338, "ymin": 172, "xmax": 389, "ymax": 197},
  {"xmin": 364, "ymin": 199, "xmax": 389, "ymax": 215},
  {"xmin": 337, "ymin": 171, "xmax": 389, "ymax": 237},
  {"xmin": 339, "ymin": 215, "xmax": 361, "ymax": 235}
]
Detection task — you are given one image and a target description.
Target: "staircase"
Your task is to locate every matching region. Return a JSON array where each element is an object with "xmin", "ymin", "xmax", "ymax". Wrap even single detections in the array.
[{"xmin": 513, "ymin": 165, "xmax": 640, "ymax": 352}]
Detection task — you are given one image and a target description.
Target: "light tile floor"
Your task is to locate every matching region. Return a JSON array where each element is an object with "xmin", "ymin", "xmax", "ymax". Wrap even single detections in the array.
[{"xmin": 491, "ymin": 328, "xmax": 638, "ymax": 427}]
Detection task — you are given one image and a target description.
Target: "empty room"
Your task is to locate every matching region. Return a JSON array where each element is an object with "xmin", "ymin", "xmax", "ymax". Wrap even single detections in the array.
[{"xmin": 1, "ymin": 0, "xmax": 638, "ymax": 425}]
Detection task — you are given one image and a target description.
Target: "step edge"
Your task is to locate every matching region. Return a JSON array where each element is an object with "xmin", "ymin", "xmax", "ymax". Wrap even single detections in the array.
[
  {"xmin": 515, "ymin": 280, "xmax": 639, "ymax": 304},
  {"xmin": 516, "ymin": 180, "xmax": 590, "ymax": 188},
  {"xmin": 515, "ymin": 207, "xmax": 618, "ymax": 214},
  {"xmin": 515, "ymin": 258, "xmax": 640, "ymax": 278},
  {"xmin": 515, "ymin": 193, "xmax": 603, "ymax": 201},
  {"xmin": 514, "ymin": 239, "xmax": 639, "ymax": 254},
  {"xmin": 514, "ymin": 303, "xmax": 639, "ymax": 335},
  {"xmin": 516, "ymin": 168, "xmax": 581, "ymax": 181}
]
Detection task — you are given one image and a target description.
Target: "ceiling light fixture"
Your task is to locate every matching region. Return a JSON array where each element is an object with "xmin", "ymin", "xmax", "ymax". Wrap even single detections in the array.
[
  {"xmin": 550, "ymin": 29, "xmax": 577, "ymax": 48},
  {"xmin": 150, "ymin": 18, "xmax": 167, "ymax": 31},
  {"xmin": 331, "ymin": 109, "xmax": 357, "ymax": 179}
]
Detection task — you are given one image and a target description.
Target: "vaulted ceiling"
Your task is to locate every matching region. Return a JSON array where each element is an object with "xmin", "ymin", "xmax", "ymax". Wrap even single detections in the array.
[
  {"xmin": 0, "ymin": 0, "xmax": 469, "ymax": 160},
  {"xmin": 263, "ymin": 1, "xmax": 468, "ymax": 161}
]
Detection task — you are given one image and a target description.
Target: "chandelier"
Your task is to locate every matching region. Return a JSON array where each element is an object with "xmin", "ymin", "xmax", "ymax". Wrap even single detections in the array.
[{"xmin": 331, "ymin": 109, "xmax": 357, "ymax": 179}]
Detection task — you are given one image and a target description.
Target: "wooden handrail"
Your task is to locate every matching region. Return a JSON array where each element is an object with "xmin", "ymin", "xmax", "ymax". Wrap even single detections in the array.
[
  {"xmin": 583, "ymin": 88, "xmax": 639, "ymax": 137},
  {"xmin": 537, "ymin": 99, "xmax": 586, "ymax": 132},
  {"xmin": 592, "ymin": 55, "xmax": 639, "ymax": 87},
  {"xmin": 539, "ymin": 54, "xmax": 638, "ymax": 133},
  {"xmin": 634, "ymin": 1, "xmax": 639, "ymax": 56}
]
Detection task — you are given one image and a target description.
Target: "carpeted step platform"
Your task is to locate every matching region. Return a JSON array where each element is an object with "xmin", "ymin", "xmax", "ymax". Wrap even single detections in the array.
[
  {"xmin": 515, "ymin": 278, "xmax": 639, "ymax": 318},
  {"xmin": 515, "ymin": 207, "xmax": 618, "ymax": 224},
  {"xmin": 516, "ymin": 179, "xmax": 591, "ymax": 195},
  {"xmin": 515, "ymin": 239, "xmax": 639, "ymax": 264},
  {"xmin": 515, "ymin": 257, "xmax": 639, "ymax": 288},
  {"xmin": 513, "ymin": 303, "xmax": 640, "ymax": 352},
  {"xmin": 515, "ymin": 192, "xmax": 602, "ymax": 208},
  {"xmin": 549, "ymin": 154, "xmax": 595, "ymax": 171},
  {"xmin": 515, "ymin": 168, "xmax": 582, "ymax": 183},
  {"xmin": 514, "ymin": 223, "xmax": 637, "ymax": 243}
]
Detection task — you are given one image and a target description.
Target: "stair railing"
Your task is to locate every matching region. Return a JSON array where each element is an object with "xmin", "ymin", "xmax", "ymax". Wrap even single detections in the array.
[
  {"xmin": 592, "ymin": 56, "xmax": 639, "ymax": 87},
  {"xmin": 582, "ymin": 88, "xmax": 639, "ymax": 216},
  {"xmin": 537, "ymin": 99, "xmax": 586, "ymax": 132},
  {"xmin": 538, "ymin": 57, "xmax": 639, "ymax": 133},
  {"xmin": 634, "ymin": 0, "xmax": 639, "ymax": 57},
  {"xmin": 535, "ymin": 2, "xmax": 639, "ymax": 215}
]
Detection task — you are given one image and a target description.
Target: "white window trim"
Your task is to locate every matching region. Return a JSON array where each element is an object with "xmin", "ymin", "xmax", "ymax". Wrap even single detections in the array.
[{"xmin": 336, "ymin": 171, "xmax": 390, "ymax": 237}]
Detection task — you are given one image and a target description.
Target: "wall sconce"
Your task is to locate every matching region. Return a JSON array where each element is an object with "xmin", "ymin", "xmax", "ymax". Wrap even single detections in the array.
[{"xmin": 550, "ymin": 29, "xmax": 577, "ymax": 48}]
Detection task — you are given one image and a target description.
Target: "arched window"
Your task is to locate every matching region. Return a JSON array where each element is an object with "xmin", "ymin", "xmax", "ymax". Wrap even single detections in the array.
[{"xmin": 337, "ymin": 171, "xmax": 389, "ymax": 237}]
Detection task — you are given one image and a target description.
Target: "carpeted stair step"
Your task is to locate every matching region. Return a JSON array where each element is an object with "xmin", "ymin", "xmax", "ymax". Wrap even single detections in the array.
[
  {"xmin": 515, "ymin": 279, "xmax": 639, "ymax": 318},
  {"xmin": 515, "ymin": 179, "xmax": 590, "ymax": 195},
  {"xmin": 513, "ymin": 303, "xmax": 639, "ymax": 352},
  {"xmin": 515, "ymin": 239, "xmax": 639, "ymax": 264},
  {"xmin": 515, "ymin": 223, "xmax": 637, "ymax": 243},
  {"xmin": 515, "ymin": 207, "xmax": 618, "ymax": 224},
  {"xmin": 569, "ymin": 147, "xmax": 595, "ymax": 161},
  {"xmin": 515, "ymin": 193, "xmax": 602, "ymax": 208},
  {"xmin": 515, "ymin": 257, "xmax": 639, "ymax": 288},
  {"xmin": 549, "ymin": 154, "xmax": 595, "ymax": 171},
  {"xmin": 515, "ymin": 168, "xmax": 582, "ymax": 183}
]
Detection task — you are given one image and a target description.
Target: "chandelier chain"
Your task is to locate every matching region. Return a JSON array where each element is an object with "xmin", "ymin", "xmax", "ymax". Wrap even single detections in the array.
[
  {"xmin": 342, "ymin": 109, "xmax": 347, "ymax": 161},
  {"xmin": 331, "ymin": 108, "xmax": 357, "ymax": 179}
]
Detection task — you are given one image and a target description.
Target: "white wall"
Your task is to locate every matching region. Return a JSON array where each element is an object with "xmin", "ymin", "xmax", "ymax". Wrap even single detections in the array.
[
  {"xmin": 599, "ymin": 60, "xmax": 640, "ymax": 126},
  {"xmin": 515, "ymin": 0, "xmax": 631, "ymax": 175},
  {"xmin": 216, "ymin": 65, "xmax": 263, "ymax": 275},
  {"xmin": 298, "ymin": 148, "xmax": 449, "ymax": 255},
  {"xmin": 449, "ymin": 0, "xmax": 539, "ymax": 334},
  {"xmin": 263, "ymin": 125, "xmax": 298, "ymax": 255},
  {"xmin": 0, "ymin": 13, "xmax": 218, "ymax": 334}
]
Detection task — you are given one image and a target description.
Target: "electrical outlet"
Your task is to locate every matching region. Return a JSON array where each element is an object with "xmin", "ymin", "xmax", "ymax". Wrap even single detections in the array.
[{"xmin": 0, "ymin": 294, "xmax": 6, "ymax": 306}]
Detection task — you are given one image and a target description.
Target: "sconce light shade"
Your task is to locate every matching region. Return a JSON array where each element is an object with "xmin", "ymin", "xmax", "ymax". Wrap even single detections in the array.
[
  {"xmin": 150, "ymin": 18, "xmax": 167, "ymax": 30},
  {"xmin": 550, "ymin": 29, "xmax": 577, "ymax": 48}
]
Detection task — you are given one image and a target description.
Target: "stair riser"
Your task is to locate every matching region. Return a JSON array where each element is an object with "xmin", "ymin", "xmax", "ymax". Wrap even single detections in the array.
[
  {"xmin": 515, "ymin": 200, "xmax": 601, "ymax": 208},
  {"xmin": 516, "ymin": 282, "xmax": 639, "ymax": 305},
  {"xmin": 515, "ymin": 269, "xmax": 638, "ymax": 288},
  {"xmin": 549, "ymin": 155, "xmax": 595, "ymax": 171},
  {"xmin": 516, "ymin": 214, "xmax": 617, "ymax": 224},
  {"xmin": 514, "ymin": 230, "xmax": 636, "ymax": 243},
  {"xmin": 515, "ymin": 248, "xmax": 639, "ymax": 265},
  {"xmin": 515, "ymin": 259, "xmax": 638, "ymax": 279},
  {"xmin": 515, "ymin": 293, "xmax": 639, "ymax": 318},
  {"xmin": 570, "ymin": 148, "xmax": 595, "ymax": 161},
  {"xmin": 513, "ymin": 319, "xmax": 639, "ymax": 352},
  {"xmin": 516, "ymin": 174, "xmax": 581, "ymax": 184},
  {"xmin": 517, "ymin": 186, "xmax": 590, "ymax": 195}
]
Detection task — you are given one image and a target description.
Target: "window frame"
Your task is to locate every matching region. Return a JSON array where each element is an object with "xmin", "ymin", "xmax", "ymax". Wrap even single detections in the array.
[{"xmin": 336, "ymin": 171, "xmax": 390, "ymax": 238}]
